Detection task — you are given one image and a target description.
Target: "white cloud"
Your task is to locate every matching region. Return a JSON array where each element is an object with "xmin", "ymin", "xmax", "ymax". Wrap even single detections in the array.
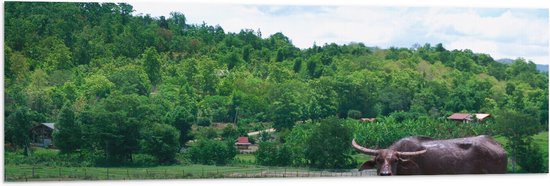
[{"xmin": 130, "ymin": 2, "xmax": 548, "ymax": 64}]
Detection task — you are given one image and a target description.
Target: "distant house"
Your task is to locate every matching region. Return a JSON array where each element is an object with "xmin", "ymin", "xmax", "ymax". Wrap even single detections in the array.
[
  {"xmin": 360, "ymin": 118, "xmax": 376, "ymax": 123},
  {"xmin": 235, "ymin": 136, "xmax": 252, "ymax": 150},
  {"xmin": 448, "ymin": 113, "xmax": 491, "ymax": 122},
  {"xmin": 30, "ymin": 123, "xmax": 55, "ymax": 147}
]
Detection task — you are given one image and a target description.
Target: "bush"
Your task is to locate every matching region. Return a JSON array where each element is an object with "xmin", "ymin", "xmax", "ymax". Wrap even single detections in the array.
[
  {"xmin": 187, "ymin": 139, "xmax": 237, "ymax": 165},
  {"xmin": 132, "ymin": 154, "xmax": 158, "ymax": 167},
  {"xmin": 196, "ymin": 117, "xmax": 212, "ymax": 127},
  {"xmin": 255, "ymin": 142, "xmax": 279, "ymax": 166},
  {"xmin": 194, "ymin": 127, "xmax": 218, "ymax": 139},
  {"xmin": 305, "ymin": 117, "xmax": 354, "ymax": 169},
  {"xmin": 4, "ymin": 148, "xmax": 94, "ymax": 167},
  {"xmin": 516, "ymin": 143, "xmax": 547, "ymax": 173},
  {"xmin": 221, "ymin": 124, "xmax": 239, "ymax": 141},
  {"xmin": 347, "ymin": 110, "xmax": 362, "ymax": 119},
  {"xmin": 140, "ymin": 123, "xmax": 180, "ymax": 164}
]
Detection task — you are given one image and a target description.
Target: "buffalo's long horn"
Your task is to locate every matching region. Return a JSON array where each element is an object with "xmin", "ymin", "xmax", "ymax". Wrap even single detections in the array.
[
  {"xmin": 397, "ymin": 149, "xmax": 427, "ymax": 157},
  {"xmin": 352, "ymin": 139, "xmax": 379, "ymax": 156}
]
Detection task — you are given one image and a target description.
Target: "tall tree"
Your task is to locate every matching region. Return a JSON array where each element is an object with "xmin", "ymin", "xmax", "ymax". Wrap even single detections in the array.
[
  {"xmin": 52, "ymin": 103, "xmax": 82, "ymax": 153},
  {"xmin": 6, "ymin": 107, "xmax": 33, "ymax": 156},
  {"xmin": 143, "ymin": 47, "xmax": 161, "ymax": 87},
  {"xmin": 305, "ymin": 117, "xmax": 354, "ymax": 169},
  {"xmin": 494, "ymin": 109, "xmax": 541, "ymax": 172}
]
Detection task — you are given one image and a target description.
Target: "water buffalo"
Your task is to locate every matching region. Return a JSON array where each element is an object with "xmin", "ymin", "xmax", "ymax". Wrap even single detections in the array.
[{"xmin": 352, "ymin": 135, "xmax": 507, "ymax": 175}]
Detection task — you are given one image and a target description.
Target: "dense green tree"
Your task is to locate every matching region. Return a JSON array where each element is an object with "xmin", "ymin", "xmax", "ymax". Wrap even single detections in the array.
[
  {"xmin": 305, "ymin": 117, "xmax": 354, "ymax": 169},
  {"xmin": 255, "ymin": 141, "xmax": 291, "ymax": 166},
  {"xmin": 83, "ymin": 74, "xmax": 114, "ymax": 99},
  {"xmin": 167, "ymin": 106, "xmax": 194, "ymax": 147},
  {"xmin": 221, "ymin": 124, "xmax": 239, "ymax": 141},
  {"xmin": 80, "ymin": 94, "xmax": 152, "ymax": 163},
  {"xmin": 143, "ymin": 47, "xmax": 161, "ymax": 87},
  {"xmin": 187, "ymin": 139, "xmax": 237, "ymax": 165},
  {"xmin": 4, "ymin": 2, "xmax": 548, "ymax": 170},
  {"xmin": 140, "ymin": 123, "xmax": 180, "ymax": 163},
  {"xmin": 52, "ymin": 104, "xmax": 82, "ymax": 153},
  {"xmin": 6, "ymin": 107, "xmax": 34, "ymax": 156},
  {"xmin": 494, "ymin": 109, "xmax": 541, "ymax": 173},
  {"xmin": 269, "ymin": 81, "xmax": 305, "ymax": 131}
]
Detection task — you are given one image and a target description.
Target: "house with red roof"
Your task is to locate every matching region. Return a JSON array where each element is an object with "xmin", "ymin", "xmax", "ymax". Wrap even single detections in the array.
[
  {"xmin": 235, "ymin": 136, "xmax": 252, "ymax": 150},
  {"xmin": 447, "ymin": 113, "xmax": 491, "ymax": 122}
]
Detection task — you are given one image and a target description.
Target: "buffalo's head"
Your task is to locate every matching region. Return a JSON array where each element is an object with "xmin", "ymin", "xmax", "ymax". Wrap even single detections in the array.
[{"xmin": 352, "ymin": 139, "xmax": 426, "ymax": 176}]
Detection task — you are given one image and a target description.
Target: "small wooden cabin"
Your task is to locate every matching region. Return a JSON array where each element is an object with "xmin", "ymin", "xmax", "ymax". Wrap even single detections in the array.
[{"xmin": 30, "ymin": 123, "xmax": 55, "ymax": 147}]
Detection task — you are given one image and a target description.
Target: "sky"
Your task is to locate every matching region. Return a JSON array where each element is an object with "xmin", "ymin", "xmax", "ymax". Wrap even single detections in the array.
[{"xmin": 130, "ymin": 0, "xmax": 549, "ymax": 64}]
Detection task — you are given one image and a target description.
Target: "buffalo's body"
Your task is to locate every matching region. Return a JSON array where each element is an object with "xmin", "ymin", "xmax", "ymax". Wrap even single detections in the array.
[{"xmin": 354, "ymin": 135, "xmax": 507, "ymax": 175}]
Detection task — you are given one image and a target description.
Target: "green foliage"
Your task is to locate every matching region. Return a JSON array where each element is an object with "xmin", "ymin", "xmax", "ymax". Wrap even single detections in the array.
[
  {"xmin": 515, "ymin": 143, "xmax": 547, "ymax": 173},
  {"xmin": 83, "ymin": 74, "xmax": 114, "ymax": 99},
  {"xmin": 140, "ymin": 123, "xmax": 180, "ymax": 163},
  {"xmin": 348, "ymin": 116, "xmax": 493, "ymax": 148},
  {"xmin": 53, "ymin": 104, "xmax": 82, "ymax": 153},
  {"xmin": 305, "ymin": 117, "xmax": 354, "ymax": 169},
  {"xmin": 221, "ymin": 124, "xmax": 239, "ymax": 141},
  {"xmin": 196, "ymin": 117, "xmax": 212, "ymax": 127},
  {"xmin": 143, "ymin": 47, "xmax": 161, "ymax": 86},
  {"xmin": 194, "ymin": 127, "xmax": 218, "ymax": 139},
  {"xmin": 187, "ymin": 139, "xmax": 237, "ymax": 165},
  {"xmin": 5, "ymin": 107, "xmax": 34, "ymax": 156},
  {"xmin": 80, "ymin": 93, "xmax": 155, "ymax": 163},
  {"xmin": 494, "ymin": 109, "xmax": 542, "ymax": 173},
  {"xmin": 131, "ymin": 154, "xmax": 158, "ymax": 167},
  {"xmin": 347, "ymin": 110, "xmax": 362, "ymax": 119},
  {"xmin": 167, "ymin": 106, "xmax": 194, "ymax": 146},
  {"xmin": 4, "ymin": 2, "xmax": 547, "ymax": 170},
  {"xmin": 255, "ymin": 141, "xmax": 291, "ymax": 166}
]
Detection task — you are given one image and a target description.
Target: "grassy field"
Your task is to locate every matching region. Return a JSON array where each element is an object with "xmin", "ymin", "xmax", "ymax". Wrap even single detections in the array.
[{"xmin": 5, "ymin": 163, "xmax": 370, "ymax": 181}]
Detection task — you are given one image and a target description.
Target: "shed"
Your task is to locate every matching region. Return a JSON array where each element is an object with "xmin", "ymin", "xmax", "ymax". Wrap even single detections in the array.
[
  {"xmin": 235, "ymin": 137, "xmax": 252, "ymax": 150},
  {"xmin": 30, "ymin": 123, "xmax": 55, "ymax": 147}
]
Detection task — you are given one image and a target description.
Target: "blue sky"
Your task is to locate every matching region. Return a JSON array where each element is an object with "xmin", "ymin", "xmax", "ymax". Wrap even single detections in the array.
[{"xmin": 131, "ymin": 0, "xmax": 549, "ymax": 64}]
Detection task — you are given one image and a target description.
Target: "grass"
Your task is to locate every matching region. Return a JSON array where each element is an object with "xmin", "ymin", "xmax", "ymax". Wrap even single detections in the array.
[
  {"xmin": 5, "ymin": 150, "xmax": 365, "ymax": 181},
  {"xmin": 235, "ymin": 153, "xmax": 256, "ymax": 163},
  {"xmin": 4, "ymin": 164, "xmax": 369, "ymax": 181},
  {"xmin": 4, "ymin": 163, "xmax": 326, "ymax": 181}
]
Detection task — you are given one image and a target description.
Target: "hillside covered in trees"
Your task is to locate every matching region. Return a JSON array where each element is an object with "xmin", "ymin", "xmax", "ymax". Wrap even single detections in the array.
[{"xmin": 4, "ymin": 2, "xmax": 548, "ymax": 171}]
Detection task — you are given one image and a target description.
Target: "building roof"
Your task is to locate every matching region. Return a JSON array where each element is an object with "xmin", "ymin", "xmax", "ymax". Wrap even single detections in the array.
[
  {"xmin": 447, "ymin": 113, "xmax": 471, "ymax": 120},
  {"xmin": 360, "ymin": 118, "xmax": 376, "ymax": 122},
  {"xmin": 235, "ymin": 137, "xmax": 251, "ymax": 145},
  {"xmin": 42, "ymin": 123, "xmax": 55, "ymax": 130},
  {"xmin": 474, "ymin": 114, "xmax": 491, "ymax": 121},
  {"xmin": 447, "ymin": 113, "xmax": 491, "ymax": 121}
]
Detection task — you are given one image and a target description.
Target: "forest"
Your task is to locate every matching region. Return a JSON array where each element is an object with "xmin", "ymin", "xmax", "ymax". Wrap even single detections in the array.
[{"xmin": 4, "ymin": 2, "xmax": 548, "ymax": 175}]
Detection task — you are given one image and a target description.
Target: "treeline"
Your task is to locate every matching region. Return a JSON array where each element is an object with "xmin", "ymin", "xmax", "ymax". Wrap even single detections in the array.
[{"xmin": 4, "ymin": 2, "xmax": 548, "ymax": 169}]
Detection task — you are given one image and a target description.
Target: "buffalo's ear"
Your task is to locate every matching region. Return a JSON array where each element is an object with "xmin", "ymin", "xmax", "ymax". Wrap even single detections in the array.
[{"xmin": 359, "ymin": 160, "xmax": 376, "ymax": 171}]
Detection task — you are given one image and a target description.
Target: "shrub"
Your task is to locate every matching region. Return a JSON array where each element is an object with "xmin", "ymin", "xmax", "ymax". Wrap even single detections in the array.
[
  {"xmin": 140, "ymin": 123, "xmax": 180, "ymax": 164},
  {"xmin": 196, "ymin": 117, "xmax": 212, "ymax": 127},
  {"xmin": 255, "ymin": 142, "xmax": 279, "ymax": 166},
  {"xmin": 132, "ymin": 154, "xmax": 158, "ymax": 167},
  {"xmin": 221, "ymin": 124, "xmax": 239, "ymax": 141},
  {"xmin": 516, "ymin": 142, "xmax": 547, "ymax": 173},
  {"xmin": 187, "ymin": 139, "xmax": 236, "ymax": 165},
  {"xmin": 305, "ymin": 117, "xmax": 354, "ymax": 169},
  {"xmin": 347, "ymin": 110, "xmax": 362, "ymax": 119},
  {"xmin": 194, "ymin": 127, "xmax": 218, "ymax": 139}
]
